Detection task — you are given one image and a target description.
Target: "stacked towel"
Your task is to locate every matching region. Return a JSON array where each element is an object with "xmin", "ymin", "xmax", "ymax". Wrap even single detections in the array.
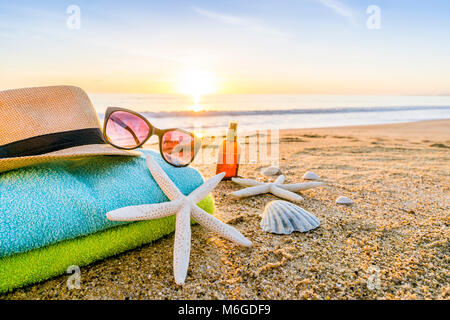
[{"xmin": 0, "ymin": 150, "xmax": 214, "ymax": 293}]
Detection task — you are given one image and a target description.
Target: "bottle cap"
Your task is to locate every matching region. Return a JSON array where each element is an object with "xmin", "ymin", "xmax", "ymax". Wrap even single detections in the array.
[{"xmin": 227, "ymin": 121, "xmax": 238, "ymax": 141}]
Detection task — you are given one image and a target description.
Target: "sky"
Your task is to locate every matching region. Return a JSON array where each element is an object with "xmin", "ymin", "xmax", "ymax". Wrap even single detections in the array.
[{"xmin": 0, "ymin": 0, "xmax": 449, "ymax": 95}]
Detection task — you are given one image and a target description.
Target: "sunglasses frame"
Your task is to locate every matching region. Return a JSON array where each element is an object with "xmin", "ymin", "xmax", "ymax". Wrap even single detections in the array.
[{"xmin": 103, "ymin": 107, "xmax": 200, "ymax": 168}]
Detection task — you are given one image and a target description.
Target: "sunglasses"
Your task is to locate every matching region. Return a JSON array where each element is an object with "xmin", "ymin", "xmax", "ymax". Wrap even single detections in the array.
[{"xmin": 103, "ymin": 107, "xmax": 200, "ymax": 167}]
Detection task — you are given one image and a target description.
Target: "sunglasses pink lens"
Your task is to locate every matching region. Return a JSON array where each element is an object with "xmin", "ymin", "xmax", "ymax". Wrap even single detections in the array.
[
  {"xmin": 162, "ymin": 130, "xmax": 195, "ymax": 166},
  {"xmin": 106, "ymin": 111, "xmax": 150, "ymax": 149}
]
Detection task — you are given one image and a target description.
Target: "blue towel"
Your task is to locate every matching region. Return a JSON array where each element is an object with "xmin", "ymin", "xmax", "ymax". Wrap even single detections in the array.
[{"xmin": 0, "ymin": 150, "xmax": 206, "ymax": 258}]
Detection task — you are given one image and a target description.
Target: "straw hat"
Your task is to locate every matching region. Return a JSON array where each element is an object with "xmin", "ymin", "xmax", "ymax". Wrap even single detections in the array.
[{"xmin": 0, "ymin": 85, "xmax": 141, "ymax": 173}]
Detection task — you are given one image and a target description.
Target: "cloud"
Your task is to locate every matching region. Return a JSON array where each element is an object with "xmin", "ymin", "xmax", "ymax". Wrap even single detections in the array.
[
  {"xmin": 193, "ymin": 7, "xmax": 289, "ymax": 38},
  {"xmin": 316, "ymin": 0, "xmax": 357, "ymax": 25}
]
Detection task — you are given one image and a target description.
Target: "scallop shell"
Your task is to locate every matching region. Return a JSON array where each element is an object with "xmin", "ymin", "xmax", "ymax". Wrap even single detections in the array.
[{"xmin": 261, "ymin": 201, "xmax": 320, "ymax": 235}]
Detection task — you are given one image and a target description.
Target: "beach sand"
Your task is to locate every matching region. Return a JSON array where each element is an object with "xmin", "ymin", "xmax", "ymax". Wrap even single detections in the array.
[{"xmin": 2, "ymin": 120, "xmax": 449, "ymax": 300}]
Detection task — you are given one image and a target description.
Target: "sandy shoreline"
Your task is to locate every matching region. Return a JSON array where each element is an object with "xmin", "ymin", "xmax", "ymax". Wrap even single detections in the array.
[
  {"xmin": 2, "ymin": 120, "xmax": 449, "ymax": 300},
  {"xmin": 280, "ymin": 119, "xmax": 450, "ymax": 141}
]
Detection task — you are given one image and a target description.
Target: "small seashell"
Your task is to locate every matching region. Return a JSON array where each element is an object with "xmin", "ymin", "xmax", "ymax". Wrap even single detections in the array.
[
  {"xmin": 303, "ymin": 171, "xmax": 320, "ymax": 180},
  {"xmin": 261, "ymin": 201, "xmax": 320, "ymax": 235},
  {"xmin": 262, "ymin": 166, "xmax": 282, "ymax": 176},
  {"xmin": 336, "ymin": 196, "xmax": 354, "ymax": 205}
]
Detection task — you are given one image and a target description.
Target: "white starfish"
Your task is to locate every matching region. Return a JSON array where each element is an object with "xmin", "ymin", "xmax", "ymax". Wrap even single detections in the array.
[
  {"xmin": 107, "ymin": 154, "xmax": 252, "ymax": 285},
  {"xmin": 231, "ymin": 175, "xmax": 324, "ymax": 203}
]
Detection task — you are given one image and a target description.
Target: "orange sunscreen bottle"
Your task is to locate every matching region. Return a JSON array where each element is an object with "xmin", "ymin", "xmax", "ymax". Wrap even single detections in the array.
[{"xmin": 216, "ymin": 121, "xmax": 241, "ymax": 179}]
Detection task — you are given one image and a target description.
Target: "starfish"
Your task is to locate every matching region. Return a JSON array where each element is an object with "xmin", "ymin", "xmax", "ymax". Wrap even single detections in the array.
[
  {"xmin": 107, "ymin": 154, "xmax": 252, "ymax": 285},
  {"xmin": 231, "ymin": 175, "xmax": 324, "ymax": 203}
]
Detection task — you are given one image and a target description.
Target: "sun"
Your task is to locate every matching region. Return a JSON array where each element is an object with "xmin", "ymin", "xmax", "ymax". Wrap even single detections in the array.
[
  {"xmin": 190, "ymin": 104, "xmax": 203, "ymax": 112},
  {"xmin": 176, "ymin": 70, "xmax": 218, "ymax": 103}
]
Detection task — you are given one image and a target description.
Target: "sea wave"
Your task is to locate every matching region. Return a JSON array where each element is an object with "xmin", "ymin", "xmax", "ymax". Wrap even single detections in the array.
[{"xmin": 100, "ymin": 105, "xmax": 450, "ymax": 118}]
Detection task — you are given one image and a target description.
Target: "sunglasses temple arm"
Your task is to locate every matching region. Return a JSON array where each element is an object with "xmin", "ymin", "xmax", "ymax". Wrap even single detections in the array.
[{"xmin": 109, "ymin": 117, "xmax": 141, "ymax": 146}]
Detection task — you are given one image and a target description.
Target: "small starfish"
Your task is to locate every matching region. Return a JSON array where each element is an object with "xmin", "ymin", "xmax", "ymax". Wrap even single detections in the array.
[
  {"xmin": 231, "ymin": 175, "xmax": 324, "ymax": 203},
  {"xmin": 107, "ymin": 154, "xmax": 252, "ymax": 285}
]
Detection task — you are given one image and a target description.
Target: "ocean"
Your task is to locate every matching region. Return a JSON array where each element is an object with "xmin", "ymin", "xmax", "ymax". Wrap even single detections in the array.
[{"xmin": 91, "ymin": 94, "xmax": 450, "ymax": 135}]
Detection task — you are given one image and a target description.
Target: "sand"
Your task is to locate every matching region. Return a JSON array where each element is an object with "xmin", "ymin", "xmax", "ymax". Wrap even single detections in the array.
[{"xmin": 2, "ymin": 120, "xmax": 449, "ymax": 300}]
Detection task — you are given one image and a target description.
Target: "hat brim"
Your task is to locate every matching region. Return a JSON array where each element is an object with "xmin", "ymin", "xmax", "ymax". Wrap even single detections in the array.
[{"xmin": 0, "ymin": 144, "xmax": 142, "ymax": 174}]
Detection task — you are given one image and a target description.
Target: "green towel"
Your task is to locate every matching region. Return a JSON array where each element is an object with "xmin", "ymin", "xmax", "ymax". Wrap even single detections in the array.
[{"xmin": 0, "ymin": 197, "xmax": 214, "ymax": 293}]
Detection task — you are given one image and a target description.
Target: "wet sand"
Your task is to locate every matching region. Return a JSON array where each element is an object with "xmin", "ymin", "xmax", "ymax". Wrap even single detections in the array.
[{"xmin": 2, "ymin": 120, "xmax": 449, "ymax": 300}]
